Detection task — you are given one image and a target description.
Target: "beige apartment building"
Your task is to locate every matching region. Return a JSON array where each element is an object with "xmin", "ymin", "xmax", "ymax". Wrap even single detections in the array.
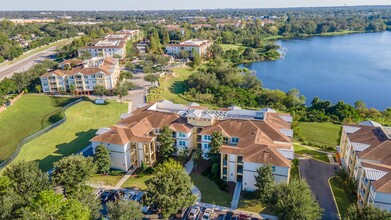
[
  {"xmin": 90, "ymin": 100, "xmax": 294, "ymax": 191},
  {"xmin": 40, "ymin": 57, "xmax": 120, "ymax": 95},
  {"xmin": 338, "ymin": 121, "xmax": 391, "ymax": 211},
  {"xmin": 165, "ymin": 39, "xmax": 213, "ymax": 58},
  {"xmin": 78, "ymin": 30, "xmax": 143, "ymax": 59}
]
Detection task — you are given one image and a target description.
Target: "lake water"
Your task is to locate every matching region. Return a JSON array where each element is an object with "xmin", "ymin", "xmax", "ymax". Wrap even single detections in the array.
[{"xmin": 241, "ymin": 32, "xmax": 391, "ymax": 110}]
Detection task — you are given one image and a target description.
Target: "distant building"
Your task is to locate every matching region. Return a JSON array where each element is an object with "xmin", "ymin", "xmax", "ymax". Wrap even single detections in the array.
[
  {"xmin": 91, "ymin": 100, "xmax": 294, "ymax": 191},
  {"xmin": 338, "ymin": 121, "xmax": 391, "ymax": 211},
  {"xmin": 40, "ymin": 57, "xmax": 120, "ymax": 95},
  {"xmin": 165, "ymin": 39, "xmax": 212, "ymax": 58},
  {"xmin": 6, "ymin": 18, "xmax": 56, "ymax": 24},
  {"xmin": 78, "ymin": 30, "xmax": 142, "ymax": 59}
]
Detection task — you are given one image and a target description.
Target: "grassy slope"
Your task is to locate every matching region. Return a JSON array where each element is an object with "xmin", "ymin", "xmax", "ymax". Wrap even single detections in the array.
[
  {"xmin": 300, "ymin": 122, "xmax": 341, "ymax": 149},
  {"xmin": 220, "ymin": 44, "xmax": 246, "ymax": 53},
  {"xmin": 190, "ymin": 173, "xmax": 232, "ymax": 207},
  {"xmin": 329, "ymin": 177, "xmax": 355, "ymax": 217},
  {"xmin": 14, "ymin": 101, "xmax": 126, "ymax": 171},
  {"xmin": 87, "ymin": 174, "xmax": 124, "ymax": 187},
  {"xmin": 159, "ymin": 67, "xmax": 193, "ymax": 104},
  {"xmin": 0, "ymin": 94, "xmax": 73, "ymax": 162},
  {"xmin": 294, "ymin": 144, "xmax": 329, "ymax": 163},
  {"xmin": 122, "ymin": 175, "xmax": 154, "ymax": 190}
]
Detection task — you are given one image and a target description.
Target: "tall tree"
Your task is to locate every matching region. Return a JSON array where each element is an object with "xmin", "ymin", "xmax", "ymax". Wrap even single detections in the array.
[
  {"xmin": 254, "ymin": 164, "xmax": 274, "ymax": 203},
  {"xmin": 267, "ymin": 180, "xmax": 323, "ymax": 220},
  {"xmin": 163, "ymin": 30, "xmax": 170, "ymax": 45},
  {"xmin": 68, "ymin": 185, "xmax": 101, "ymax": 220},
  {"xmin": 52, "ymin": 155, "xmax": 95, "ymax": 196},
  {"xmin": 157, "ymin": 126, "xmax": 175, "ymax": 159},
  {"xmin": 93, "ymin": 144, "xmax": 111, "ymax": 174},
  {"xmin": 345, "ymin": 204, "xmax": 391, "ymax": 220},
  {"xmin": 208, "ymin": 131, "xmax": 223, "ymax": 162},
  {"xmin": 144, "ymin": 73, "xmax": 159, "ymax": 84},
  {"xmin": 146, "ymin": 160, "xmax": 195, "ymax": 218},
  {"xmin": 106, "ymin": 200, "xmax": 143, "ymax": 220},
  {"xmin": 115, "ymin": 82, "xmax": 129, "ymax": 102},
  {"xmin": 3, "ymin": 161, "xmax": 51, "ymax": 201}
]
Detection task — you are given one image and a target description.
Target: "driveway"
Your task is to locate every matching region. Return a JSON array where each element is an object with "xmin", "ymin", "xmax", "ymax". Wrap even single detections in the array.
[{"xmin": 299, "ymin": 157, "xmax": 340, "ymax": 220}]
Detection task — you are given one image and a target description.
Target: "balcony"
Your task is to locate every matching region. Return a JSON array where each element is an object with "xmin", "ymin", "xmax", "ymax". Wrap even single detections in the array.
[
  {"xmin": 223, "ymin": 160, "xmax": 227, "ymax": 166},
  {"xmin": 237, "ymin": 167, "xmax": 243, "ymax": 174},
  {"xmin": 237, "ymin": 157, "xmax": 243, "ymax": 164},
  {"xmin": 223, "ymin": 169, "xmax": 227, "ymax": 175},
  {"xmin": 197, "ymin": 136, "xmax": 202, "ymax": 142}
]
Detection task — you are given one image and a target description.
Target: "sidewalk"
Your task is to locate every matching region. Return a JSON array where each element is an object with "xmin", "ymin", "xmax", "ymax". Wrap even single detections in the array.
[
  {"xmin": 294, "ymin": 142, "xmax": 339, "ymax": 165},
  {"xmin": 114, "ymin": 167, "xmax": 137, "ymax": 188}
]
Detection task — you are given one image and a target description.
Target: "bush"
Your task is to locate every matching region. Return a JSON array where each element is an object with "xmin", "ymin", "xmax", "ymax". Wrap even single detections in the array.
[
  {"xmin": 109, "ymin": 169, "xmax": 126, "ymax": 176},
  {"xmin": 48, "ymin": 111, "xmax": 64, "ymax": 124},
  {"xmin": 201, "ymin": 165, "xmax": 229, "ymax": 192}
]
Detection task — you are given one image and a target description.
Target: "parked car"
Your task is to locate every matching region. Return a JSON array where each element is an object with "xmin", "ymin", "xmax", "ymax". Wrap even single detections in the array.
[
  {"xmin": 122, "ymin": 191, "xmax": 135, "ymax": 201},
  {"xmin": 224, "ymin": 211, "xmax": 234, "ymax": 220},
  {"xmin": 132, "ymin": 191, "xmax": 144, "ymax": 202},
  {"xmin": 188, "ymin": 206, "xmax": 200, "ymax": 220},
  {"xmin": 95, "ymin": 188, "xmax": 105, "ymax": 198},
  {"xmin": 238, "ymin": 214, "xmax": 251, "ymax": 220},
  {"xmin": 175, "ymin": 207, "xmax": 188, "ymax": 219},
  {"xmin": 142, "ymin": 205, "xmax": 150, "ymax": 214},
  {"xmin": 100, "ymin": 191, "xmax": 114, "ymax": 203},
  {"xmin": 202, "ymin": 208, "xmax": 213, "ymax": 220}
]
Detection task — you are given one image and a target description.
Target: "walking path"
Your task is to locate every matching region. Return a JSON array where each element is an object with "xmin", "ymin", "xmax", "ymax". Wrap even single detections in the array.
[
  {"xmin": 294, "ymin": 142, "xmax": 339, "ymax": 165},
  {"xmin": 114, "ymin": 167, "xmax": 137, "ymax": 188},
  {"xmin": 231, "ymin": 181, "xmax": 242, "ymax": 209}
]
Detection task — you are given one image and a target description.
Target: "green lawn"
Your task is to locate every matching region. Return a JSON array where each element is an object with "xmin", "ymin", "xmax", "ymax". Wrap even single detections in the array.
[
  {"xmin": 329, "ymin": 177, "xmax": 355, "ymax": 218},
  {"xmin": 220, "ymin": 44, "xmax": 246, "ymax": 53},
  {"xmin": 0, "ymin": 94, "xmax": 74, "ymax": 162},
  {"xmin": 238, "ymin": 199, "xmax": 266, "ymax": 213},
  {"xmin": 294, "ymin": 144, "xmax": 329, "ymax": 163},
  {"xmin": 88, "ymin": 174, "xmax": 124, "ymax": 187},
  {"xmin": 300, "ymin": 122, "xmax": 341, "ymax": 150},
  {"xmin": 14, "ymin": 101, "xmax": 127, "ymax": 171},
  {"xmin": 190, "ymin": 173, "xmax": 232, "ymax": 207},
  {"xmin": 122, "ymin": 175, "xmax": 154, "ymax": 190}
]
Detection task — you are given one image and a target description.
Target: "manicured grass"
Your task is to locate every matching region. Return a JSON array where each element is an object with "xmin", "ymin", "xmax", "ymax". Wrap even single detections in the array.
[
  {"xmin": 294, "ymin": 144, "xmax": 329, "ymax": 163},
  {"xmin": 0, "ymin": 94, "xmax": 74, "ymax": 162},
  {"xmin": 190, "ymin": 173, "xmax": 232, "ymax": 207},
  {"xmin": 88, "ymin": 174, "xmax": 124, "ymax": 187},
  {"xmin": 122, "ymin": 175, "xmax": 154, "ymax": 190},
  {"xmin": 329, "ymin": 177, "xmax": 355, "ymax": 217},
  {"xmin": 299, "ymin": 122, "xmax": 341, "ymax": 150},
  {"xmin": 238, "ymin": 199, "xmax": 266, "ymax": 213},
  {"xmin": 290, "ymin": 164, "xmax": 300, "ymax": 181},
  {"xmin": 220, "ymin": 44, "xmax": 246, "ymax": 53},
  {"xmin": 14, "ymin": 101, "xmax": 127, "ymax": 171}
]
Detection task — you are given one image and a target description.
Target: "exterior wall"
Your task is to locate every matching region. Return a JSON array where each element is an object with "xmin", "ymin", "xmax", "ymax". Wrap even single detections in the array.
[
  {"xmin": 79, "ymin": 47, "xmax": 125, "ymax": 59},
  {"xmin": 91, "ymin": 141, "xmax": 130, "ymax": 171},
  {"xmin": 228, "ymin": 154, "xmax": 237, "ymax": 182},
  {"xmin": 242, "ymin": 162, "xmax": 290, "ymax": 191},
  {"xmin": 187, "ymin": 117, "xmax": 214, "ymax": 127},
  {"xmin": 174, "ymin": 131, "xmax": 192, "ymax": 151},
  {"xmin": 374, "ymin": 192, "xmax": 391, "ymax": 211}
]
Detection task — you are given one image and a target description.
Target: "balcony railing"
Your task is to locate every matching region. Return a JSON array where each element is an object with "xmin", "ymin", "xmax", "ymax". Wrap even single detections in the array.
[
  {"xmin": 237, "ymin": 168, "xmax": 243, "ymax": 174},
  {"xmin": 237, "ymin": 157, "xmax": 243, "ymax": 164},
  {"xmin": 223, "ymin": 160, "xmax": 227, "ymax": 166},
  {"xmin": 223, "ymin": 170, "xmax": 227, "ymax": 175}
]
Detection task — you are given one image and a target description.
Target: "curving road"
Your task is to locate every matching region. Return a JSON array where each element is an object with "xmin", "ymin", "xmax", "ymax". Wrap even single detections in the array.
[
  {"xmin": 299, "ymin": 157, "xmax": 340, "ymax": 220},
  {"xmin": 0, "ymin": 40, "xmax": 70, "ymax": 81}
]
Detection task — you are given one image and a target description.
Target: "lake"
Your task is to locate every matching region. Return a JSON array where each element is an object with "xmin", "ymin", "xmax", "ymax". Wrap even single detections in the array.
[{"xmin": 241, "ymin": 32, "xmax": 391, "ymax": 110}]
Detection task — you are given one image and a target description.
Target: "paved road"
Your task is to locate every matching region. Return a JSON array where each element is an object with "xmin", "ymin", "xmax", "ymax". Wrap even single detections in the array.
[
  {"xmin": 299, "ymin": 157, "xmax": 340, "ymax": 220},
  {"xmin": 0, "ymin": 41, "xmax": 69, "ymax": 81}
]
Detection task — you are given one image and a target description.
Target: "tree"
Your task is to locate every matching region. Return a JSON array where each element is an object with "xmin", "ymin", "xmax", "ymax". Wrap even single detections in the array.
[
  {"xmin": 93, "ymin": 84, "xmax": 107, "ymax": 99},
  {"xmin": 146, "ymin": 160, "xmax": 195, "ymax": 218},
  {"xmin": 208, "ymin": 131, "xmax": 223, "ymax": 162},
  {"xmin": 192, "ymin": 52, "xmax": 202, "ymax": 67},
  {"xmin": 35, "ymin": 84, "xmax": 42, "ymax": 93},
  {"xmin": 68, "ymin": 185, "xmax": 101, "ymax": 220},
  {"xmin": 345, "ymin": 204, "xmax": 391, "ymax": 220},
  {"xmin": 93, "ymin": 144, "xmax": 111, "ymax": 174},
  {"xmin": 25, "ymin": 190, "xmax": 90, "ymax": 220},
  {"xmin": 69, "ymin": 84, "xmax": 75, "ymax": 95},
  {"xmin": 242, "ymin": 47, "xmax": 255, "ymax": 60},
  {"xmin": 254, "ymin": 164, "xmax": 274, "ymax": 203},
  {"xmin": 80, "ymin": 51, "xmax": 92, "ymax": 60},
  {"xmin": 3, "ymin": 161, "xmax": 51, "ymax": 201},
  {"xmin": 52, "ymin": 155, "xmax": 95, "ymax": 196},
  {"xmin": 0, "ymin": 77, "xmax": 16, "ymax": 99},
  {"xmin": 106, "ymin": 200, "xmax": 143, "ymax": 220},
  {"xmin": 144, "ymin": 73, "xmax": 159, "ymax": 84},
  {"xmin": 267, "ymin": 180, "xmax": 323, "ymax": 220},
  {"xmin": 163, "ymin": 30, "xmax": 170, "ymax": 45},
  {"xmin": 157, "ymin": 125, "xmax": 175, "ymax": 159},
  {"xmin": 115, "ymin": 82, "xmax": 129, "ymax": 102}
]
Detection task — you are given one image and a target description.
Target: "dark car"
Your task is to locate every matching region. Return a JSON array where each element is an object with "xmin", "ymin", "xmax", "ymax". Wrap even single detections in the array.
[
  {"xmin": 100, "ymin": 191, "xmax": 114, "ymax": 203},
  {"xmin": 224, "ymin": 211, "xmax": 234, "ymax": 220},
  {"xmin": 175, "ymin": 207, "xmax": 189, "ymax": 219}
]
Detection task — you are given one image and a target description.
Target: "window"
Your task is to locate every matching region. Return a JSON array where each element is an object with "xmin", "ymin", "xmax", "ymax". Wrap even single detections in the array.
[
  {"xmin": 154, "ymin": 128, "xmax": 161, "ymax": 134},
  {"xmin": 231, "ymin": 137, "xmax": 239, "ymax": 144},
  {"xmin": 179, "ymin": 140, "xmax": 186, "ymax": 147},
  {"xmin": 203, "ymin": 143, "xmax": 210, "ymax": 150},
  {"xmin": 204, "ymin": 135, "xmax": 211, "ymax": 141},
  {"xmin": 272, "ymin": 166, "xmax": 276, "ymax": 172},
  {"xmin": 179, "ymin": 132, "xmax": 186, "ymax": 138}
]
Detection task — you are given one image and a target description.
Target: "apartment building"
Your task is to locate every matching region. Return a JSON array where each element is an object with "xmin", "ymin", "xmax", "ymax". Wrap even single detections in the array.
[
  {"xmin": 165, "ymin": 39, "xmax": 212, "ymax": 57},
  {"xmin": 338, "ymin": 121, "xmax": 391, "ymax": 211},
  {"xmin": 78, "ymin": 30, "xmax": 142, "ymax": 59},
  {"xmin": 40, "ymin": 57, "xmax": 120, "ymax": 94},
  {"xmin": 90, "ymin": 100, "xmax": 294, "ymax": 191}
]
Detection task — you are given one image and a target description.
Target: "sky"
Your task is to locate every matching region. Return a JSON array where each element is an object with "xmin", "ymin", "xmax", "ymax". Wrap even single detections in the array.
[{"xmin": 1, "ymin": 0, "xmax": 391, "ymax": 11}]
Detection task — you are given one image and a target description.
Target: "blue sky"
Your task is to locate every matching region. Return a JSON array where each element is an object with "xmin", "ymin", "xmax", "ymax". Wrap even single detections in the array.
[{"xmin": 1, "ymin": 0, "xmax": 391, "ymax": 10}]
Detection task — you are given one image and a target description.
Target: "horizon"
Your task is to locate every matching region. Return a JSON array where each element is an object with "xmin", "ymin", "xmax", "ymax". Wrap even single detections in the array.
[{"xmin": 1, "ymin": 0, "xmax": 391, "ymax": 11}]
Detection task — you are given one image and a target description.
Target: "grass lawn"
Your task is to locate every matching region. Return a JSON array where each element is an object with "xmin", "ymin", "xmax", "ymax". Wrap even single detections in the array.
[
  {"xmin": 329, "ymin": 177, "xmax": 355, "ymax": 217},
  {"xmin": 190, "ymin": 173, "xmax": 232, "ymax": 207},
  {"xmin": 220, "ymin": 44, "xmax": 246, "ymax": 53},
  {"xmin": 299, "ymin": 122, "xmax": 341, "ymax": 150},
  {"xmin": 122, "ymin": 175, "xmax": 154, "ymax": 190},
  {"xmin": 238, "ymin": 199, "xmax": 266, "ymax": 213},
  {"xmin": 14, "ymin": 101, "xmax": 127, "ymax": 171},
  {"xmin": 0, "ymin": 94, "xmax": 74, "ymax": 162},
  {"xmin": 294, "ymin": 144, "xmax": 329, "ymax": 163},
  {"xmin": 88, "ymin": 174, "xmax": 124, "ymax": 187}
]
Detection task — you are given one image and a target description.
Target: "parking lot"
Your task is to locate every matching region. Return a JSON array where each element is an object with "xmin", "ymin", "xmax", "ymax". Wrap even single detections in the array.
[{"xmin": 96, "ymin": 187, "xmax": 264, "ymax": 220}]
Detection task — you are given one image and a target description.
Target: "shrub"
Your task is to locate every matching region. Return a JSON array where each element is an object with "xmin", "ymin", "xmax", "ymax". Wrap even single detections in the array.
[{"xmin": 109, "ymin": 169, "xmax": 125, "ymax": 176}]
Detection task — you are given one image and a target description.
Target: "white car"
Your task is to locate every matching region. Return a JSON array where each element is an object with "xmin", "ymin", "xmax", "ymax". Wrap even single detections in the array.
[
  {"xmin": 188, "ymin": 206, "xmax": 200, "ymax": 220},
  {"xmin": 202, "ymin": 208, "xmax": 213, "ymax": 220}
]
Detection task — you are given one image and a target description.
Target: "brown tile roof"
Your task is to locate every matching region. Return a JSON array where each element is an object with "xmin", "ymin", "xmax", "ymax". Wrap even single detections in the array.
[{"xmin": 361, "ymin": 162, "xmax": 391, "ymax": 193}]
